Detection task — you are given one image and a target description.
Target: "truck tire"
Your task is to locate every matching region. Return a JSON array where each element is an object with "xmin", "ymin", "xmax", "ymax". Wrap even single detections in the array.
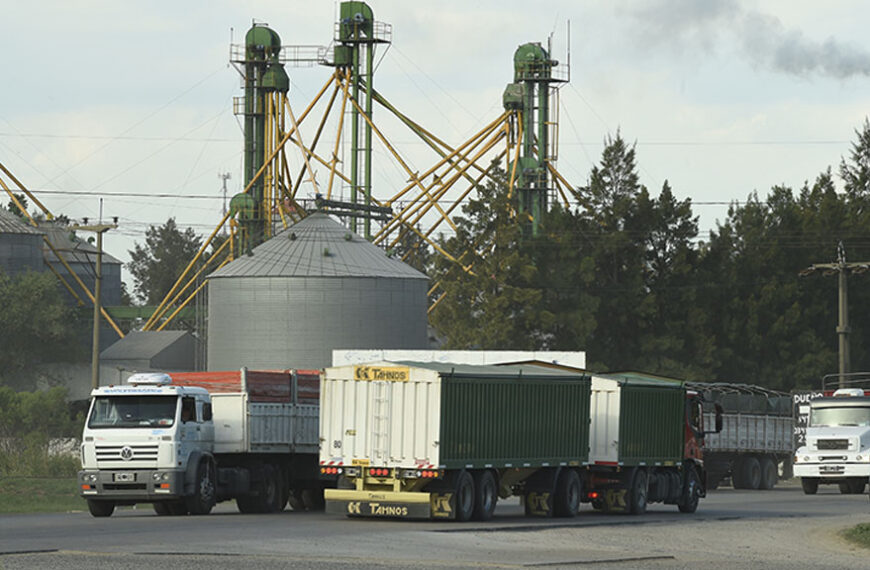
[
  {"xmin": 454, "ymin": 471, "xmax": 475, "ymax": 522},
  {"xmin": 287, "ymin": 489, "xmax": 305, "ymax": 511},
  {"xmin": 301, "ymin": 487, "xmax": 325, "ymax": 511},
  {"xmin": 850, "ymin": 478, "xmax": 867, "ymax": 494},
  {"xmin": 87, "ymin": 499, "xmax": 115, "ymax": 518},
  {"xmin": 261, "ymin": 464, "xmax": 284, "ymax": 513},
  {"xmin": 678, "ymin": 467, "xmax": 701, "ymax": 514},
  {"xmin": 471, "ymin": 470, "xmax": 497, "ymax": 521},
  {"xmin": 554, "ymin": 469, "xmax": 581, "ymax": 518},
  {"xmin": 166, "ymin": 500, "xmax": 188, "ymax": 515},
  {"xmin": 741, "ymin": 457, "xmax": 762, "ymax": 490},
  {"xmin": 187, "ymin": 460, "xmax": 216, "ymax": 515},
  {"xmin": 629, "ymin": 468, "xmax": 648, "ymax": 515},
  {"xmin": 801, "ymin": 478, "xmax": 819, "ymax": 495},
  {"xmin": 730, "ymin": 460, "xmax": 745, "ymax": 489},
  {"xmin": 237, "ymin": 464, "xmax": 283, "ymax": 513},
  {"xmin": 759, "ymin": 457, "xmax": 777, "ymax": 490},
  {"xmin": 153, "ymin": 502, "xmax": 170, "ymax": 516}
]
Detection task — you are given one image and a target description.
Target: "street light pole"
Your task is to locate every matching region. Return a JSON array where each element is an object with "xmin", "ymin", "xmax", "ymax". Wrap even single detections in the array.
[{"xmin": 73, "ymin": 219, "xmax": 117, "ymax": 390}]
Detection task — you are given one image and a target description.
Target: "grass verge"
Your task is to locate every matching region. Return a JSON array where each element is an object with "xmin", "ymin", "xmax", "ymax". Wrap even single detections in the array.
[
  {"xmin": 0, "ymin": 478, "xmax": 83, "ymax": 514},
  {"xmin": 842, "ymin": 523, "xmax": 870, "ymax": 549}
]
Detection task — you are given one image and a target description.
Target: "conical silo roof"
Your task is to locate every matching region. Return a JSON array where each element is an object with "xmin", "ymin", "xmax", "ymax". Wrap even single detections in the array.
[
  {"xmin": 0, "ymin": 208, "xmax": 42, "ymax": 235},
  {"xmin": 209, "ymin": 213, "xmax": 428, "ymax": 280}
]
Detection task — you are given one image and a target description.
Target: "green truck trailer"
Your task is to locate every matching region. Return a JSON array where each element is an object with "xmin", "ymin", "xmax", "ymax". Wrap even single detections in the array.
[{"xmin": 319, "ymin": 362, "xmax": 721, "ymax": 520}]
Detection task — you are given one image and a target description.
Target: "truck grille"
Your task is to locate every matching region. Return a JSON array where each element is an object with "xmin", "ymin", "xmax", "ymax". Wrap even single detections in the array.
[
  {"xmin": 817, "ymin": 439, "xmax": 849, "ymax": 450},
  {"xmin": 95, "ymin": 444, "xmax": 159, "ymax": 463}
]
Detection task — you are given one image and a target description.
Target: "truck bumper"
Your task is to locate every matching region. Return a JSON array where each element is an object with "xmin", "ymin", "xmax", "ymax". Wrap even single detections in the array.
[
  {"xmin": 794, "ymin": 463, "xmax": 870, "ymax": 478},
  {"xmin": 78, "ymin": 469, "xmax": 186, "ymax": 502},
  {"xmin": 325, "ymin": 489, "xmax": 444, "ymax": 519}
]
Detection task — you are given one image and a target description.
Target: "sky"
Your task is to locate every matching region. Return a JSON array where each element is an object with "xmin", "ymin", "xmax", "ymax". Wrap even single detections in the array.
[{"xmin": 3, "ymin": 0, "xmax": 870, "ymax": 283}]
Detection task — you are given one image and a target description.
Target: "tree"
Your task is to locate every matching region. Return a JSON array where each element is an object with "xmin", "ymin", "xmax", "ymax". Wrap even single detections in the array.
[
  {"xmin": 0, "ymin": 270, "xmax": 84, "ymax": 388},
  {"xmin": 127, "ymin": 218, "xmax": 203, "ymax": 305},
  {"xmin": 430, "ymin": 165, "xmax": 548, "ymax": 349}
]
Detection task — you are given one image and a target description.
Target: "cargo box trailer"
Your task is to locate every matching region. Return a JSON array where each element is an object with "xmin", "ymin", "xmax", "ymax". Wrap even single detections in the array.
[
  {"xmin": 79, "ymin": 369, "xmax": 325, "ymax": 517},
  {"xmin": 319, "ymin": 363, "xmax": 721, "ymax": 520},
  {"xmin": 584, "ymin": 373, "xmax": 719, "ymax": 514}
]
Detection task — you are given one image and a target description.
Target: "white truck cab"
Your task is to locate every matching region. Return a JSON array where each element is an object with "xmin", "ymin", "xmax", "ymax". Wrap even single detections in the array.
[
  {"xmin": 79, "ymin": 373, "xmax": 216, "ymax": 517},
  {"xmin": 794, "ymin": 387, "xmax": 870, "ymax": 496}
]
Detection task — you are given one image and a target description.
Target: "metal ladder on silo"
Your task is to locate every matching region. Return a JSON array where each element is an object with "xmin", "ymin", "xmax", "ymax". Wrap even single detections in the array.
[{"xmin": 371, "ymin": 381, "xmax": 391, "ymax": 465}]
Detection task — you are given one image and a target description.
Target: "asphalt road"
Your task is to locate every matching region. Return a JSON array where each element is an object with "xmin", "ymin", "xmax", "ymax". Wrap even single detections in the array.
[{"xmin": 2, "ymin": 480, "xmax": 870, "ymax": 569}]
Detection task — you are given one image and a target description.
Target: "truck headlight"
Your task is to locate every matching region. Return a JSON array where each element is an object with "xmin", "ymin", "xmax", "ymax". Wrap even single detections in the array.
[
  {"xmin": 152, "ymin": 472, "xmax": 170, "ymax": 482},
  {"xmin": 858, "ymin": 455, "xmax": 863, "ymax": 462}
]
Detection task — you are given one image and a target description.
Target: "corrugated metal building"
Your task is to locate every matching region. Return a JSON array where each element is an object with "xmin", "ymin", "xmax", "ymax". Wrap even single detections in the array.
[
  {"xmin": 0, "ymin": 209, "xmax": 43, "ymax": 276},
  {"xmin": 207, "ymin": 213, "xmax": 430, "ymax": 370}
]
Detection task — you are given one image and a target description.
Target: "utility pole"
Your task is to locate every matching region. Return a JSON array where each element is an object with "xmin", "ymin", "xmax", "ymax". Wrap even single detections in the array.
[
  {"xmin": 800, "ymin": 241, "xmax": 870, "ymax": 388},
  {"xmin": 219, "ymin": 172, "xmax": 231, "ymax": 221},
  {"xmin": 73, "ymin": 205, "xmax": 118, "ymax": 390}
]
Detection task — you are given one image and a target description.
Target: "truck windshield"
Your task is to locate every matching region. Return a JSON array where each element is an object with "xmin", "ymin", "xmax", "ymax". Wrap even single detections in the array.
[
  {"xmin": 811, "ymin": 406, "xmax": 870, "ymax": 427},
  {"xmin": 88, "ymin": 396, "xmax": 178, "ymax": 428}
]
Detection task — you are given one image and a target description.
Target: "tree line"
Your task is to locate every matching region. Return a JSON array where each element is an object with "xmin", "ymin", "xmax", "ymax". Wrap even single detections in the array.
[
  {"xmin": 428, "ymin": 122, "xmax": 870, "ymax": 392},
  {"xmin": 6, "ymin": 122, "xmax": 870, "ymax": 393}
]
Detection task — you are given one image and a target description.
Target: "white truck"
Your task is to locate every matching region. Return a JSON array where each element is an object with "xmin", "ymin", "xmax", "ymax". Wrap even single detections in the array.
[
  {"xmin": 794, "ymin": 379, "xmax": 870, "ymax": 496},
  {"xmin": 78, "ymin": 370, "xmax": 323, "ymax": 517}
]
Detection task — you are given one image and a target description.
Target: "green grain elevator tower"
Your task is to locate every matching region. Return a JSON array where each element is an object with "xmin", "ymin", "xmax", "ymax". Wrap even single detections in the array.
[
  {"xmin": 329, "ymin": 2, "xmax": 391, "ymax": 238},
  {"xmin": 503, "ymin": 43, "xmax": 566, "ymax": 237},
  {"xmin": 231, "ymin": 24, "xmax": 290, "ymax": 251}
]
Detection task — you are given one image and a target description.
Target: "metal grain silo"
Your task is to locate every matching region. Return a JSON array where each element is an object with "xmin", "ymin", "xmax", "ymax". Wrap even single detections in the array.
[
  {"xmin": 0, "ymin": 209, "xmax": 43, "ymax": 276},
  {"xmin": 206, "ymin": 213, "xmax": 429, "ymax": 370}
]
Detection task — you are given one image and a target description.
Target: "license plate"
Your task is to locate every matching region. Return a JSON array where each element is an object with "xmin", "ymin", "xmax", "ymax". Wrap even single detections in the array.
[
  {"xmin": 114, "ymin": 472, "xmax": 136, "ymax": 482},
  {"xmin": 820, "ymin": 465, "xmax": 844, "ymax": 473}
]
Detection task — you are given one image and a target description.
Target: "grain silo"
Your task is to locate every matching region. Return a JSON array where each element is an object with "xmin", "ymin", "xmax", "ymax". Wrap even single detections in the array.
[
  {"xmin": 206, "ymin": 213, "xmax": 429, "ymax": 370},
  {"xmin": 0, "ymin": 209, "xmax": 43, "ymax": 276}
]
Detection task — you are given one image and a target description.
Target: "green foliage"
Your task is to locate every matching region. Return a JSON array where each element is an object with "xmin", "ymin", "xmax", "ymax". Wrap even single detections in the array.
[
  {"xmin": 0, "ymin": 270, "xmax": 84, "ymax": 386},
  {"xmin": 429, "ymin": 120, "xmax": 870, "ymax": 391},
  {"xmin": 127, "ymin": 217, "xmax": 203, "ymax": 305},
  {"xmin": 0, "ymin": 387, "xmax": 83, "ymax": 477},
  {"xmin": 842, "ymin": 523, "xmax": 870, "ymax": 549},
  {"xmin": 0, "ymin": 477, "xmax": 82, "ymax": 513}
]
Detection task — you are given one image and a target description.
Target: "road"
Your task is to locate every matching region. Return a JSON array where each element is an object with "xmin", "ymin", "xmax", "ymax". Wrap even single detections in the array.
[{"xmin": 2, "ymin": 481, "xmax": 870, "ymax": 569}]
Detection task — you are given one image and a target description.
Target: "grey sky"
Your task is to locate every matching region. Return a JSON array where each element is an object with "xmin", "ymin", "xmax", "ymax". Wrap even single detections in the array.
[{"xmin": 2, "ymin": 0, "xmax": 869, "ymax": 281}]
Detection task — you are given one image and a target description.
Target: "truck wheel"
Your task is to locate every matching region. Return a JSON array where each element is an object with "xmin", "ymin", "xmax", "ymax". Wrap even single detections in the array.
[
  {"xmin": 454, "ymin": 471, "xmax": 475, "ymax": 522},
  {"xmin": 261, "ymin": 464, "xmax": 284, "ymax": 513},
  {"xmin": 87, "ymin": 499, "xmax": 115, "ymax": 518},
  {"xmin": 801, "ymin": 478, "xmax": 819, "ymax": 495},
  {"xmin": 287, "ymin": 489, "xmax": 305, "ymax": 511},
  {"xmin": 167, "ymin": 500, "xmax": 188, "ymax": 515},
  {"xmin": 554, "ymin": 469, "xmax": 581, "ymax": 518},
  {"xmin": 301, "ymin": 487, "xmax": 325, "ymax": 511},
  {"xmin": 471, "ymin": 471, "xmax": 497, "ymax": 521},
  {"xmin": 678, "ymin": 468, "xmax": 701, "ymax": 514},
  {"xmin": 629, "ymin": 468, "xmax": 648, "ymax": 515},
  {"xmin": 759, "ymin": 457, "xmax": 777, "ymax": 490},
  {"xmin": 741, "ymin": 457, "xmax": 762, "ymax": 490},
  {"xmin": 187, "ymin": 460, "xmax": 216, "ymax": 515},
  {"xmin": 851, "ymin": 478, "xmax": 867, "ymax": 494},
  {"xmin": 153, "ymin": 502, "xmax": 170, "ymax": 516},
  {"xmin": 236, "ymin": 495, "xmax": 259, "ymax": 514},
  {"xmin": 730, "ymin": 460, "xmax": 745, "ymax": 489}
]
